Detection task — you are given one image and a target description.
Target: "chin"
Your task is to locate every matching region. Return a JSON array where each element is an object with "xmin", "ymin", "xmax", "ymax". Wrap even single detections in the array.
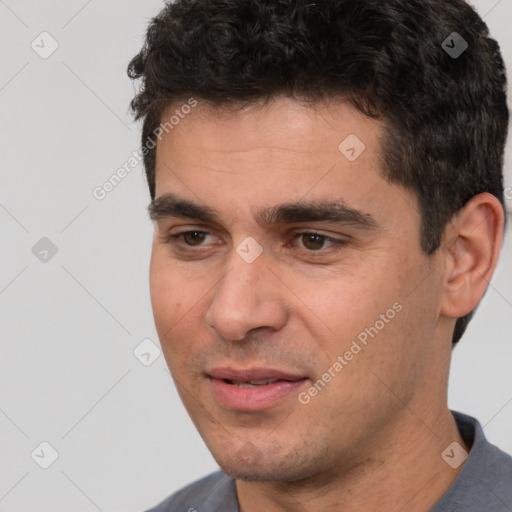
[
  {"xmin": 221, "ymin": 466, "xmax": 278, "ymax": 481},
  {"xmin": 212, "ymin": 444, "xmax": 328, "ymax": 483},
  {"xmin": 219, "ymin": 460, "xmax": 308, "ymax": 482},
  {"xmin": 219, "ymin": 460, "xmax": 333, "ymax": 484}
]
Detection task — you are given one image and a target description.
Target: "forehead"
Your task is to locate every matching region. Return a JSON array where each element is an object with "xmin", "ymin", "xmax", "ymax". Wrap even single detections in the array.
[
  {"xmin": 156, "ymin": 96, "xmax": 379, "ymax": 177},
  {"xmin": 163, "ymin": 96, "xmax": 376, "ymax": 153},
  {"xmin": 153, "ymin": 96, "xmax": 418, "ymax": 231}
]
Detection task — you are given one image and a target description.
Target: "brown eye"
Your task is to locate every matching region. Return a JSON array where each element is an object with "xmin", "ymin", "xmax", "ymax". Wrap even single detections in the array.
[
  {"xmin": 163, "ymin": 230, "xmax": 217, "ymax": 249},
  {"xmin": 290, "ymin": 231, "xmax": 344, "ymax": 253},
  {"xmin": 301, "ymin": 233, "xmax": 327, "ymax": 250},
  {"xmin": 182, "ymin": 231, "xmax": 207, "ymax": 246}
]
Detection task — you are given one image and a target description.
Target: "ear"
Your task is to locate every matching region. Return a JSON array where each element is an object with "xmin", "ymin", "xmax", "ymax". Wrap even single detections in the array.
[{"xmin": 440, "ymin": 193, "xmax": 505, "ymax": 319}]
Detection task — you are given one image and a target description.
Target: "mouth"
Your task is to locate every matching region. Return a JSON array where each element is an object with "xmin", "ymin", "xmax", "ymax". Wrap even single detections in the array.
[
  {"xmin": 207, "ymin": 367, "xmax": 309, "ymax": 411},
  {"xmin": 221, "ymin": 378, "xmax": 291, "ymax": 387}
]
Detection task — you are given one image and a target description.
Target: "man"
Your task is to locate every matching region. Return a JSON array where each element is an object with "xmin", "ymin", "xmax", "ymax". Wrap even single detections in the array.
[{"xmin": 127, "ymin": 0, "xmax": 512, "ymax": 510}]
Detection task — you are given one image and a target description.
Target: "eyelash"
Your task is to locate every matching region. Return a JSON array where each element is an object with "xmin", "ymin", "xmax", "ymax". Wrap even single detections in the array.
[{"xmin": 162, "ymin": 230, "xmax": 347, "ymax": 254}]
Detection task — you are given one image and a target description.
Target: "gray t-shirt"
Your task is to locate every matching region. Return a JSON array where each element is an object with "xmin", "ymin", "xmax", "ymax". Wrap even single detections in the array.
[{"xmin": 146, "ymin": 411, "xmax": 512, "ymax": 511}]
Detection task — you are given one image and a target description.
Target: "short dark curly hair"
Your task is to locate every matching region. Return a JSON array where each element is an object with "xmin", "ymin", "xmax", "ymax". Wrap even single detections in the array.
[{"xmin": 127, "ymin": 0, "xmax": 509, "ymax": 345}]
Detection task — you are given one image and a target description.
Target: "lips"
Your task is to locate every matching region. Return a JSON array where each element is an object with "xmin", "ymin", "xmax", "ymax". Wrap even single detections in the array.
[
  {"xmin": 208, "ymin": 367, "xmax": 306, "ymax": 382},
  {"xmin": 227, "ymin": 379, "xmax": 280, "ymax": 387},
  {"xmin": 207, "ymin": 367, "xmax": 309, "ymax": 411},
  {"xmin": 208, "ymin": 368, "xmax": 304, "ymax": 386}
]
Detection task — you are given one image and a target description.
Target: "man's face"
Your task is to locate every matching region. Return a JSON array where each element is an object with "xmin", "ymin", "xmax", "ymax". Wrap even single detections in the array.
[{"xmin": 149, "ymin": 97, "xmax": 447, "ymax": 481}]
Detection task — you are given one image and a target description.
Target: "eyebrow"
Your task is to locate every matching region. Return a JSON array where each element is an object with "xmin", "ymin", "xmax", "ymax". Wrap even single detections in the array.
[{"xmin": 148, "ymin": 193, "xmax": 379, "ymax": 230}]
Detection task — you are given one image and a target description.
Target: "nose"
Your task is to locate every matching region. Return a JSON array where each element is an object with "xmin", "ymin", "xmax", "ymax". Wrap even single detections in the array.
[{"xmin": 204, "ymin": 246, "xmax": 288, "ymax": 341}]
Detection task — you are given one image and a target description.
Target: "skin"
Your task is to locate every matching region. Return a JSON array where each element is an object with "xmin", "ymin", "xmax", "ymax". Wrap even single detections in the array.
[{"xmin": 149, "ymin": 96, "xmax": 504, "ymax": 512}]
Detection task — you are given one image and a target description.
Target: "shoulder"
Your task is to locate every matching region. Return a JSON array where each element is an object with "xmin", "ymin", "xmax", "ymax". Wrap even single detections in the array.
[
  {"xmin": 144, "ymin": 470, "xmax": 238, "ymax": 512},
  {"xmin": 474, "ymin": 434, "xmax": 512, "ymax": 509},
  {"xmin": 431, "ymin": 411, "xmax": 512, "ymax": 512},
  {"xmin": 454, "ymin": 410, "xmax": 512, "ymax": 478}
]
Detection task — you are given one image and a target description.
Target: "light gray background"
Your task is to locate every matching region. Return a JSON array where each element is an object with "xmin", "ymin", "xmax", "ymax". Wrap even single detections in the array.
[{"xmin": 1, "ymin": 1, "xmax": 511, "ymax": 511}]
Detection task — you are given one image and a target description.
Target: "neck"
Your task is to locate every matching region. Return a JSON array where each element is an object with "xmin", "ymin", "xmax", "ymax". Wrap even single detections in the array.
[{"xmin": 236, "ymin": 405, "xmax": 468, "ymax": 512}]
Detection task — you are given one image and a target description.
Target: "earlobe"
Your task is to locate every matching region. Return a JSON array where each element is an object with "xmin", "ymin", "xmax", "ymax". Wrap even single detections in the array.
[{"xmin": 440, "ymin": 193, "xmax": 504, "ymax": 319}]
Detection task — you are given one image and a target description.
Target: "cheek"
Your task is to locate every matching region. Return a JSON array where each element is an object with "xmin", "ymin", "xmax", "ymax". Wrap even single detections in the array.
[
  {"xmin": 304, "ymin": 262, "xmax": 422, "ymax": 376},
  {"xmin": 149, "ymin": 252, "xmax": 190, "ymax": 341},
  {"xmin": 295, "ymin": 269, "xmax": 395, "ymax": 336},
  {"xmin": 149, "ymin": 250, "xmax": 211, "ymax": 367}
]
